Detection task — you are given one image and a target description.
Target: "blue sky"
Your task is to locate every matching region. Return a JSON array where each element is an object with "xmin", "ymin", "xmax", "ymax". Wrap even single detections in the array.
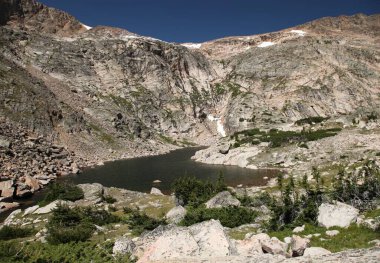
[{"xmin": 40, "ymin": 0, "xmax": 380, "ymax": 43}]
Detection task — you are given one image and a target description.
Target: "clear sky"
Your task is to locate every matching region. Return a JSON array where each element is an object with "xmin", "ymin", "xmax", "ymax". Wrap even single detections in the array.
[{"xmin": 39, "ymin": 0, "xmax": 380, "ymax": 43}]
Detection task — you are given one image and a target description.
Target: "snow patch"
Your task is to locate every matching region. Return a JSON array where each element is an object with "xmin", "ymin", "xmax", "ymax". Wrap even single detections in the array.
[
  {"xmin": 207, "ymin": 115, "xmax": 226, "ymax": 137},
  {"xmin": 82, "ymin": 24, "xmax": 92, "ymax": 30},
  {"xmin": 257, "ymin": 41, "xmax": 275, "ymax": 48},
  {"xmin": 181, "ymin": 43, "xmax": 202, "ymax": 49},
  {"xmin": 290, "ymin": 30, "xmax": 306, "ymax": 36}
]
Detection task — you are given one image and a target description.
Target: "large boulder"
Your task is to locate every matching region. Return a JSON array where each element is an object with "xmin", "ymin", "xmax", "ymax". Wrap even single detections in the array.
[
  {"xmin": 234, "ymin": 237, "xmax": 263, "ymax": 255},
  {"xmin": 24, "ymin": 175, "xmax": 40, "ymax": 192},
  {"xmin": 77, "ymin": 183, "xmax": 103, "ymax": 204},
  {"xmin": 150, "ymin": 187, "xmax": 164, "ymax": 196},
  {"xmin": 134, "ymin": 219, "xmax": 236, "ymax": 261},
  {"xmin": 317, "ymin": 202, "xmax": 359, "ymax": 228},
  {"xmin": 290, "ymin": 235, "xmax": 310, "ymax": 256},
  {"xmin": 261, "ymin": 236, "xmax": 289, "ymax": 256},
  {"xmin": 0, "ymin": 202, "xmax": 20, "ymax": 214},
  {"xmin": 188, "ymin": 219, "xmax": 237, "ymax": 257},
  {"xmin": 34, "ymin": 200, "xmax": 73, "ymax": 214},
  {"xmin": 0, "ymin": 180, "xmax": 15, "ymax": 199},
  {"xmin": 303, "ymin": 247, "xmax": 331, "ymax": 257},
  {"xmin": 113, "ymin": 237, "xmax": 136, "ymax": 255},
  {"xmin": 205, "ymin": 191, "xmax": 241, "ymax": 208},
  {"xmin": 165, "ymin": 205, "xmax": 187, "ymax": 224}
]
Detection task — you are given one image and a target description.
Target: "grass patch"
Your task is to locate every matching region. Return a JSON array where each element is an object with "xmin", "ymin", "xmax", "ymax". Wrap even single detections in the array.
[
  {"xmin": 123, "ymin": 208, "xmax": 166, "ymax": 235},
  {"xmin": 0, "ymin": 240, "xmax": 132, "ymax": 263},
  {"xmin": 0, "ymin": 226, "xmax": 36, "ymax": 241}
]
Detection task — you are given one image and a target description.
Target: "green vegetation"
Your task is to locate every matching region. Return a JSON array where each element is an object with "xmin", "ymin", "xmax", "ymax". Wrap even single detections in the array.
[
  {"xmin": 181, "ymin": 206, "xmax": 257, "ymax": 228},
  {"xmin": 269, "ymin": 224, "xmax": 379, "ymax": 253},
  {"xmin": 103, "ymin": 195, "xmax": 117, "ymax": 204},
  {"xmin": 268, "ymin": 160, "xmax": 380, "ymax": 231},
  {"xmin": 231, "ymin": 128, "xmax": 341, "ymax": 148},
  {"xmin": 172, "ymin": 173, "xmax": 227, "ymax": 207},
  {"xmin": 47, "ymin": 205, "xmax": 120, "ymax": 244},
  {"xmin": 295, "ymin": 116, "xmax": 329, "ymax": 126},
  {"xmin": 0, "ymin": 226, "xmax": 36, "ymax": 241},
  {"xmin": 123, "ymin": 208, "xmax": 166, "ymax": 235},
  {"xmin": 40, "ymin": 182, "xmax": 84, "ymax": 206},
  {"xmin": 0, "ymin": 240, "xmax": 133, "ymax": 263}
]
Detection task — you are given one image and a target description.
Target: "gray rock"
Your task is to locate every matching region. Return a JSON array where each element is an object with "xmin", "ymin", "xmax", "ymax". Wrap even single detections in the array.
[
  {"xmin": 165, "ymin": 205, "xmax": 187, "ymax": 224},
  {"xmin": 325, "ymin": 230, "xmax": 340, "ymax": 237},
  {"xmin": 292, "ymin": 225, "xmax": 305, "ymax": 233},
  {"xmin": 78, "ymin": 183, "xmax": 104, "ymax": 203},
  {"xmin": 150, "ymin": 187, "xmax": 164, "ymax": 196},
  {"xmin": 303, "ymin": 247, "xmax": 331, "ymax": 257},
  {"xmin": 291, "ymin": 235, "xmax": 310, "ymax": 256},
  {"xmin": 317, "ymin": 202, "xmax": 359, "ymax": 228},
  {"xmin": 113, "ymin": 237, "xmax": 136, "ymax": 255},
  {"xmin": 205, "ymin": 191, "xmax": 241, "ymax": 208},
  {"xmin": 34, "ymin": 200, "xmax": 73, "ymax": 214},
  {"xmin": 0, "ymin": 136, "xmax": 10, "ymax": 148}
]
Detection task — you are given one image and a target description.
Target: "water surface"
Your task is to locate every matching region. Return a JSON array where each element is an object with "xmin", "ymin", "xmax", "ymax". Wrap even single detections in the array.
[{"xmin": 66, "ymin": 147, "xmax": 278, "ymax": 193}]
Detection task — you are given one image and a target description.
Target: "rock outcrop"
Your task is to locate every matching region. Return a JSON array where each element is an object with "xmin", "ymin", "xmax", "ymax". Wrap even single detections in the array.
[{"xmin": 205, "ymin": 191, "xmax": 241, "ymax": 208}]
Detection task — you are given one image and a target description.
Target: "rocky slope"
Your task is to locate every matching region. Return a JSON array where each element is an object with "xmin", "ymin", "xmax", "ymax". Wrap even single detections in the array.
[{"xmin": 0, "ymin": 1, "xmax": 379, "ymax": 203}]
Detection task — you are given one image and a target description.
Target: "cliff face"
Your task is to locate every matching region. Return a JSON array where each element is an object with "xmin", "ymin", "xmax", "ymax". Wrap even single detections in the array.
[{"xmin": 0, "ymin": 0, "xmax": 379, "ymax": 162}]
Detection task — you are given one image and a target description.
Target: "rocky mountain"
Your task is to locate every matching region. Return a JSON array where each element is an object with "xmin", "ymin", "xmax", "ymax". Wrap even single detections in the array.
[{"xmin": 0, "ymin": 0, "xmax": 379, "ymax": 188}]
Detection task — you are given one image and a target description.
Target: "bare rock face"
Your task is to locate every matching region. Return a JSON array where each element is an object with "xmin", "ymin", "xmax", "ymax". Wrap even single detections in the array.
[
  {"xmin": 165, "ymin": 205, "xmax": 187, "ymax": 224},
  {"xmin": 205, "ymin": 191, "xmax": 241, "ymax": 208},
  {"xmin": 317, "ymin": 202, "xmax": 359, "ymax": 228}
]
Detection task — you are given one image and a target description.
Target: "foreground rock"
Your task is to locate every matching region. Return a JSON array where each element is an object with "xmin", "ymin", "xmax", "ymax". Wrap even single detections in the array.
[
  {"xmin": 165, "ymin": 205, "xmax": 187, "ymax": 224},
  {"xmin": 302, "ymin": 247, "xmax": 331, "ymax": 257},
  {"xmin": 317, "ymin": 202, "xmax": 359, "ymax": 228},
  {"xmin": 150, "ymin": 187, "xmax": 164, "ymax": 196},
  {"xmin": 290, "ymin": 235, "xmax": 310, "ymax": 256},
  {"xmin": 77, "ymin": 183, "xmax": 104, "ymax": 204},
  {"xmin": 205, "ymin": 191, "xmax": 241, "ymax": 208}
]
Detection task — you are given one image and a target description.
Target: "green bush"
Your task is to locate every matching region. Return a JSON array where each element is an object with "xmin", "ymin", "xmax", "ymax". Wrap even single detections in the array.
[
  {"xmin": 181, "ymin": 206, "xmax": 257, "ymax": 228},
  {"xmin": 124, "ymin": 209, "xmax": 166, "ymax": 235},
  {"xmin": 238, "ymin": 192, "xmax": 272, "ymax": 207},
  {"xmin": 40, "ymin": 182, "xmax": 84, "ymax": 206},
  {"xmin": 46, "ymin": 205, "xmax": 121, "ymax": 244},
  {"xmin": 103, "ymin": 195, "xmax": 117, "ymax": 204},
  {"xmin": 0, "ymin": 226, "xmax": 36, "ymax": 241},
  {"xmin": 172, "ymin": 173, "xmax": 227, "ymax": 207},
  {"xmin": 0, "ymin": 240, "xmax": 133, "ymax": 263}
]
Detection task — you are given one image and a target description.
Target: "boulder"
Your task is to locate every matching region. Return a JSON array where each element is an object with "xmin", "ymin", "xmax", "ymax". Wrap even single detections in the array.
[
  {"xmin": 0, "ymin": 136, "xmax": 10, "ymax": 148},
  {"xmin": 24, "ymin": 175, "xmax": 40, "ymax": 192},
  {"xmin": 290, "ymin": 235, "xmax": 310, "ymax": 256},
  {"xmin": 218, "ymin": 144, "xmax": 230, "ymax": 154},
  {"xmin": 150, "ymin": 187, "xmax": 164, "ymax": 196},
  {"xmin": 292, "ymin": 225, "xmax": 305, "ymax": 233},
  {"xmin": 234, "ymin": 237, "xmax": 263, "ymax": 255},
  {"xmin": 34, "ymin": 200, "xmax": 73, "ymax": 214},
  {"xmin": 0, "ymin": 180, "xmax": 15, "ymax": 199},
  {"xmin": 317, "ymin": 202, "xmax": 359, "ymax": 228},
  {"xmin": 138, "ymin": 227, "xmax": 199, "ymax": 262},
  {"xmin": 205, "ymin": 191, "xmax": 240, "ymax": 208},
  {"xmin": 361, "ymin": 218, "xmax": 380, "ymax": 231},
  {"xmin": 165, "ymin": 205, "xmax": 186, "ymax": 224},
  {"xmin": 188, "ymin": 219, "xmax": 236, "ymax": 257},
  {"xmin": 23, "ymin": 205, "xmax": 40, "ymax": 216},
  {"xmin": 303, "ymin": 247, "xmax": 331, "ymax": 257},
  {"xmin": 260, "ymin": 235, "xmax": 288, "ymax": 256},
  {"xmin": 77, "ymin": 183, "xmax": 103, "ymax": 203},
  {"xmin": 4, "ymin": 209, "xmax": 22, "ymax": 225},
  {"xmin": 325, "ymin": 230, "xmax": 340, "ymax": 237},
  {"xmin": 113, "ymin": 237, "xmax": 136, "ymax": 255},
  {"xmin": 0, "ymin": 202, "xmax": 20, "ymax": 213}
]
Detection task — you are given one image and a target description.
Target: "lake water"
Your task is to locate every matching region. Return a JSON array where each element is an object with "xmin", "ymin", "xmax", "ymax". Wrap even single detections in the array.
[
  {"xmin": 65, "ymin": 147, "xmax": 278, "ymax": 193},
  {"xmin": 1, "ymin": 147, "xmax": 278, "ymax": 221}
]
